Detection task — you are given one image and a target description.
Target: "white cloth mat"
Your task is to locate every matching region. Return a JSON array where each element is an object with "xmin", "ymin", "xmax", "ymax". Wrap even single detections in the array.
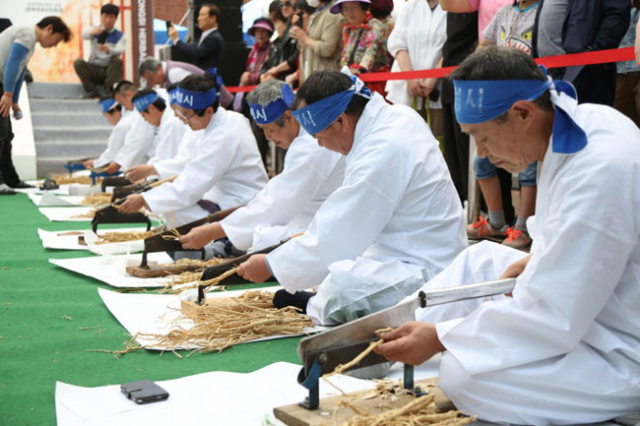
[
  {"xmin": 37, "ymin": 228, "xmax": 147, "ymax": 253},
  {"xmin": 39, "ymin": 207, "xmax": 96, "ymax": 222},
  {"xmin": 50, "ymin": 253, "xmax": 176, "ymax": 288},
  {"xmin": 98, "ymin": 287, "xmax": 328, "ymax": 350},
  {"xmin": 55, "ymin": 362, "xmax": 376, "ymax": 426},
  {"xmin": 28, "ymin": 193, "xmax": 86, "ymax": 207}
]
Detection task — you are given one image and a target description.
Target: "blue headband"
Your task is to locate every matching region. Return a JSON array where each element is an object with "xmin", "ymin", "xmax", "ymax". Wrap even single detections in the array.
[
  {"xmin": 99, "ymin": 98, "xmax": 117, "ymax": 113},
  {"xmin": 204, "ymin": 68, "xmax": 225, "ymax": 88},
  {"xmin": 168, "ymin": 88, "xmax": 179, "ymax": 106},
  {"xmin": 453, "ymin": 70, "xmax": 587, "ymax": 154},
  {"xmin": 292, "ymin": 74, "xmax": 372, "ymax": 135},
  {"xmin": 174, "ymin": 86, "xmax": 219, "ymax": 110},
  {"xmin": 133, "ymin": 92, "xmax": 159, "ymax": 112},
  {"xmin": 248, "ymin": 84, "xmax": 295, "ymax": 124}
]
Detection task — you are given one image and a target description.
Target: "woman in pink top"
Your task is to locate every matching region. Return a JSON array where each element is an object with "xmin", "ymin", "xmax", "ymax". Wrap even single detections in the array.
[{"xmin": 440, "ymin": 0, "xmax": 511, "ymax": 39}]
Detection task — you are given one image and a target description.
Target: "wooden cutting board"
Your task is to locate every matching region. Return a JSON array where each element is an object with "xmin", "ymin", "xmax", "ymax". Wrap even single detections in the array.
[{"xmin": 273, "ymin": 377, "xmax": 454, "ymax": 426}]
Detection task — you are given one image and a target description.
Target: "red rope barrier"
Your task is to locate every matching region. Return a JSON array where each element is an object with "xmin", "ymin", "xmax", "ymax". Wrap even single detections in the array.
[{"xmin": 225, "ymin": 47, "xmax": 636, "ymax": 93}]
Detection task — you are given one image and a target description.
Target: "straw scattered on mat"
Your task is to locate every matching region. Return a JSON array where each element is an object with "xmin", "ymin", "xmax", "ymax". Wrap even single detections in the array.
[
  {"xmin": 92, "ymin": 290, "xmax": 311, "ymax": 357},
  {"xmin": 327, "ymin": 392, "xmax": 477, "ymax": 426}
]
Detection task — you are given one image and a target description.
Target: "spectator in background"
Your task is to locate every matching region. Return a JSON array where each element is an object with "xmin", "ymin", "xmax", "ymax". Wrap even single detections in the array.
[
  {"xmin": 369, "ymin": 0, "xmax": 394, "ymax": 32},
  {"xmin": 386, "ymin": 0, "xmax": 447, "ymax": 138},
  {"xmin": 261, "ymin": 2, "xmax": 299, "ymax": 82},
  {"xmin": 614, "ymin": 1, "xmax": 639, "ymax": 127},
  {"xmin": 440, "ymin": 11, "xmax": 477, "ymax": 203},
  {"xmin": 291, "ymin": 0, "xmax": 344, "ymax": 84},
  {"xmin": 279, "ymin": 0, "xmax": 296, "ymax": 21},
  {"xmin": 139, "ymin": 57, "xmax": 205, "ymax": 88},
  {"xmin": 74, "ymin": 4, "xmax": 125, "ymax": 99},
  {"xmin": 169, "ymin": 3, "xmax": 224, "ymax": 71},
  {"xmin": 284, "ymin": 0, "xmax": 317, "ymax": 86},
  {"xmin": 241, "ymin": 19, "xmax": 274, "ymax": 86},
  {"xmin": 441, "ymin": 0, "xmax": 511, "ymax": 39},
  {"xmin": 467, "ymin": 0, "xmax": 540, "ymax": 250},
  {"xmin": 532, "ymin": 0, "xmax": 630, "ymax": 106},
  {"xmin": 441, "ymin": 0, "xmax": 514, "ymax": 226},
  {"xmin": 331, "ymin": 0, "xmax": 391, "ymax": 96}
]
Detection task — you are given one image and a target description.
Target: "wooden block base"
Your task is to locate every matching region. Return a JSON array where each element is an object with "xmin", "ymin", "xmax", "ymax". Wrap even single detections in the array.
[{"xmin": 274, "ymin": 377, "xmax": 454, "ymax": 426}]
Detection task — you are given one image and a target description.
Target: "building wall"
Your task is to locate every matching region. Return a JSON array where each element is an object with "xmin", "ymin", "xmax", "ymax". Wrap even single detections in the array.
[{"xmin": 154, "ymin": 0, "xmax": 190, "ymax": 24}]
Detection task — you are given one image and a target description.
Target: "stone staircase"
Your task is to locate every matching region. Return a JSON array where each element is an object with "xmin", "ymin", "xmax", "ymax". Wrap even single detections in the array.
[{"xmin": 27, "ymin": 82, "xmax": 111, "ymax": 178}]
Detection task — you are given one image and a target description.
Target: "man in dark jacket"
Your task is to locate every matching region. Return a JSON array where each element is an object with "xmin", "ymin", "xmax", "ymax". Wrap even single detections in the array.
[
  {"xmin": 169, "ymin": 3, "xmax": 224, "ymax": 71},
  {"xmin": 533, "ymin": 0, "xmax": 630, "ymax": 105}
]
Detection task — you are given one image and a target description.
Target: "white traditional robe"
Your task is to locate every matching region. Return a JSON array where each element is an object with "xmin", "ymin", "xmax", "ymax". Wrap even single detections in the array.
[
  {"xmin": 220, "ymin": 127, "xmax": 345, "ymax": 252},
  {"xmin": 93, "ymin": 108, "xmax": 135, "ymax": 169},
  {"xmin": 267, "ymin": 93, "xmax": 467, "ymax": 325},
  {"xmin": 142, "ymin": 108, "xmax": 268, "ymax": 227},
  {"xmin": 113, "ymin": 110, "xmax": 156, "ymax": 170},
  {"xmin": 152, "ymin": 128, "xmax": 202, "ymax": 179},
  {"xmin": 145, "ymin": 107, "xmax": 186, "ymax": 165},
  {"xmin": 416, "ymin": 92, "xmax": 640, "ymax": 425}
]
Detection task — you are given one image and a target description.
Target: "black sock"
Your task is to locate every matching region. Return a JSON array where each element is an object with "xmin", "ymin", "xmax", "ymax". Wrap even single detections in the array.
[{"xmin": 272, "ymin": 289, "xmax": 314, "ymax": 313}]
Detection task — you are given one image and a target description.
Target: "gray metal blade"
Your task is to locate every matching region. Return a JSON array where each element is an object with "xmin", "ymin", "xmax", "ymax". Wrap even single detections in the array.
[{"xmin": 298, "ymin": 278, "xmax": 515, "ymax": 361}]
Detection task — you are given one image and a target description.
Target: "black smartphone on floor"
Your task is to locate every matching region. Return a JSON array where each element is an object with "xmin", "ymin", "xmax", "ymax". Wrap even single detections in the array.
[{"xmin": 121, "ymin": 380, "xmax": 170, "ymax": 404}]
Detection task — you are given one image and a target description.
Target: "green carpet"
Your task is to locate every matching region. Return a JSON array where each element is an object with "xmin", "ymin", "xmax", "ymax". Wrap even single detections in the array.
[{"xmin": 0, "ymin": 194, "xmax": 301, "ymax": 425}]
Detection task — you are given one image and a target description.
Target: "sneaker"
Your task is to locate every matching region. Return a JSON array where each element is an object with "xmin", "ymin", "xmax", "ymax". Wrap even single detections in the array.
[
  {"xmin": 502, "ymin": 226, "xmax": 532, "ymax": 250},
  {"xmin": 467, "ymin": 216, "xmax": 508, "ymax": 241}
]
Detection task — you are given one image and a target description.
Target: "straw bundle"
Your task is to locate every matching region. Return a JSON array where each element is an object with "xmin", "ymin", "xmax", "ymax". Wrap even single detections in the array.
[
  {"xmin": 136, "ymin": 290, "xmax": 312, "ymax": 353},
  {"xmin": 95, "ymin": 230, "xmax": 155, "ymax": 244},
  {"xmin": 80, "ymin": 193, "xmax": 112, "ymax": 205},
  {"xmin": 50, "ymin": 174, "xmax": 98, "ymax": 185}
]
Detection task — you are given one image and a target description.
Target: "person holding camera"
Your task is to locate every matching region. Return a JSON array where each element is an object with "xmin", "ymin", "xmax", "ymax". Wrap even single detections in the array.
[
  {"xmin": 74, "ymin": 4, "xmax": 125, "ymax": 99},
  {"xmin": 290, "ymin": 0, "xmax": 344, "ymax": 84},
  {"xmin": 385, "ymin": 0, "xmax": 447, "ymax": 138}
]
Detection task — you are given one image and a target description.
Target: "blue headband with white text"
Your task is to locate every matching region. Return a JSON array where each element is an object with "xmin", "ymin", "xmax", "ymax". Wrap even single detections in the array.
[
  {"xmin": 292, "ymin": 73, "xmax": 372, "ymax": 135},
  {"xmin": 99, "ymin": 98, "xmax": 118, "ymax": 113},
  {"xmin": 453, "ymin": 69, "xmax": 587, "ymax": 154},
  {"xmin": 174, "ymin": 86, "xmax": 219, "ymax": 110},
  {"xmin": 168, "ymin": 88, "xmax": 179, "ymax": 106},
  {"xmin": 248, "ymin": 84, "xmax": 295, "ymax": 124},
  {"xmin": 133, "ymin": 92, "xmax": 159, "ymax": 112}
]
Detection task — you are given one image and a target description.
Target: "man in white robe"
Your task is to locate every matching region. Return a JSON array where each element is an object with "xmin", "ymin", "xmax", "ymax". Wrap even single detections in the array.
[
  {"xmin": 83, "ymin": 96, "xmax": 134, "ymax": 170},
  {"xmin": 375, "ymin": 46, "xmax": 640, "ymax": 425},
  {"xmin": 237, "ymin": 70, "xmax": 467, "ymax": 325},
  {"xmin": 103, "ymin": 80, "xmax": 155, "ymax": 174},
  {"xmin": 179, "ymin": 79, "xmax": 345, "ymax": 253},
  {"xmin": 124, "ymin": 86, "xmax": 202, "ymax": 183},
  {"xmin": 117, "ymin": 75, "xmax": 268, "ymax": 229}
]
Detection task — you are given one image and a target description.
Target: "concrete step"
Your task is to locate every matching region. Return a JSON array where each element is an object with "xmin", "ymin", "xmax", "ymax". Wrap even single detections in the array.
[
  {"xmin": 31, "ymin": 112, "xmax": 108, "ymax": 127},
  {"xmin": 35, "ymin": 139, "xmax": 107, "ymax": 158},
  {"xmin": 29, "ymin": 98, "xmax": 102, "ymax": 113},
  {"xmin": 33, "ymin": 127, "xmax": 111, "ymax": 143},
  {"xmin": 27, "ymin": 82, "xmax": 87, "ymax": 99}
]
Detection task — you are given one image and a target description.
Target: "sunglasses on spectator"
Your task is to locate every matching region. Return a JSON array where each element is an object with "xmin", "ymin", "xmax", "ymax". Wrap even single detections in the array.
[{"xmin": 280, "ymin": 1, "xmax": 293, "ymax": 7}]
